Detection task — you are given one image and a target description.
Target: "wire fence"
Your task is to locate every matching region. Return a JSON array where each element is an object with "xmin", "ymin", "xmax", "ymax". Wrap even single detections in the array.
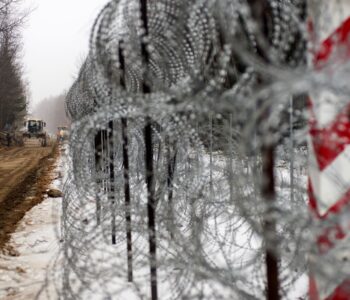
[{"xmin": 61, "ymin": 1, "xmax": 350, "ymax": 299}]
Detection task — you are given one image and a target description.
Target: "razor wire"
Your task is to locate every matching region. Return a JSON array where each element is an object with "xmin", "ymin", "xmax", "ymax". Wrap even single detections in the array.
[{"xmin": 60, "ymin": 0, "xmax": 350, "ymax": 299}]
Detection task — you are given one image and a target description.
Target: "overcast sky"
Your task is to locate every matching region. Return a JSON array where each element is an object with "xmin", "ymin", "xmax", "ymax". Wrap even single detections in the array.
[{"xmin": 22, "ymin": 0, "xmax": 109, "ymax": 109}]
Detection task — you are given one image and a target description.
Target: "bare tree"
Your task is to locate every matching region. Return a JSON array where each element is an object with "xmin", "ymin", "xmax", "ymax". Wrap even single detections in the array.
[{"xmin": 0, "ymin": 0, "xmax": 28, "ymax": 130}]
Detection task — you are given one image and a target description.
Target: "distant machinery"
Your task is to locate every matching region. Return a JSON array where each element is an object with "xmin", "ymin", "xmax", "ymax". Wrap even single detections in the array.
[
  {"xmin": 22, "ymin": 118, "xmax": 48, "ymax": 147},
  {"xmin": 57, "ymin": 126, "xmax": 69, "ymax": 142}
]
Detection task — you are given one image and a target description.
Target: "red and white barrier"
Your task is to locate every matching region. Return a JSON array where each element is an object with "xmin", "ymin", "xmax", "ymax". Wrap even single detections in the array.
[{"xmin": 308, "ymin": 1, "xmax": 350, "ymax": 299}]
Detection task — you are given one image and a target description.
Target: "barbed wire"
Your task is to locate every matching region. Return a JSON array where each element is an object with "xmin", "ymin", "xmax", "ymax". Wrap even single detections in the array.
[{"xmin": 60, "ymin": 0, "xmax": 350, "ymax": 299}]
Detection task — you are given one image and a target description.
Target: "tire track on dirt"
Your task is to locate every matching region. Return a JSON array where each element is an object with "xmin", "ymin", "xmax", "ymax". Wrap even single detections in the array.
[
  {"xmin": 0, "ymin": 148, "xmax": 50, "ymax": 202},
  {"xmin": 0, "ymin": 145, "xmax": 58, "ymax": 250}
]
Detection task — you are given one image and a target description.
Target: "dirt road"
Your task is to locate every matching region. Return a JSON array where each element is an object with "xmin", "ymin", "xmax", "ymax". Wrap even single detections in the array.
[{"xmin": 0, "ymin": 144, "xmax": 58, "ymax": 250}]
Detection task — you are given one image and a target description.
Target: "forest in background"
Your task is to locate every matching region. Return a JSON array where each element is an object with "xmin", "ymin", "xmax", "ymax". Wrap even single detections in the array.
[
  {"xmin": 0, "ymin": 0, "xmax": 28, "ymax": 131},
  {"xmin": 32, "ymin": 93, "xmax": 70, "ymax": 134}
]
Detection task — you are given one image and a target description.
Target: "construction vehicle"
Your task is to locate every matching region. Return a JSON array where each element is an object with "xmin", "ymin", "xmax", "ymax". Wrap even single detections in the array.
[{"xmin": 22, "ymin": 118, "xmax": 48, "ymax": 147}]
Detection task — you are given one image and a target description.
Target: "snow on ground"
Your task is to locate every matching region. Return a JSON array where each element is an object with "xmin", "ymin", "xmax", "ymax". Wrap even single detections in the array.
[
  {"xmin": 0, "ymin": 147, "xmax": 66, "ymax": 300},
  {"xmin": 62, "ymin": 148, "xmax": 308, "ymax": 299},
  {"xmin": 0, "ymin": 144, "xmax": 309, "ymax": 299}
]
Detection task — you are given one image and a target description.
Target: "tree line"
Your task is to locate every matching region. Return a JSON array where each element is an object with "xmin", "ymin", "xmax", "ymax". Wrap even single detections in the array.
[
  {"xmin": 32, "ymin": 92, "xmax": 70, "ymax": 134},
  {"xmin": 0, "ymin": 0, "xmax": 27, "ymax": 131}
]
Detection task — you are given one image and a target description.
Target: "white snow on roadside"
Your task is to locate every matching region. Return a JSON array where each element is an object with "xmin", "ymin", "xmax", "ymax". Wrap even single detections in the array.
[
  {"xmin": 0, "ymin": 145, "xmax": 309, "ymax": 299},
  {"xmin": 0, "ymin": 147, "xmax": 66, "ymax": 300}
]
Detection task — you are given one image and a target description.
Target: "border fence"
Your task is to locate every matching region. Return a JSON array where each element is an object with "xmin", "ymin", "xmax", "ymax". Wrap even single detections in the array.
[{"xmin": 62, "ymin": 1, "xmax": 349, "ymax": 299}]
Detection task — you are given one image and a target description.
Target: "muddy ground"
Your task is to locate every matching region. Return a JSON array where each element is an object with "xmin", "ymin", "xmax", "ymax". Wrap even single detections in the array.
[{"xmin": 0, "ymin": 144, "xmax": 59, "ymax": 251}]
